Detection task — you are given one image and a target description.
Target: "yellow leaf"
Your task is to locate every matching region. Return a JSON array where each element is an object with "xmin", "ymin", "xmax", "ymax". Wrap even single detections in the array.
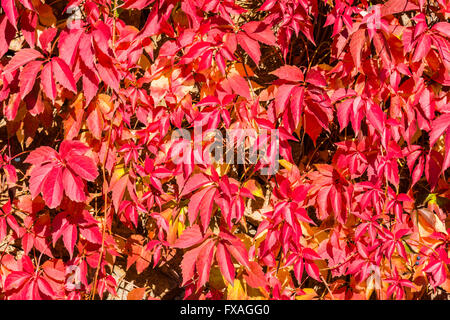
[
  {"xmin": 243, "ymin": 179, "xmax": 264, "ymax": 198},
  {"xmin": 167, "ymin": 219, "xmax": 177, "ymax": 245},
  {"xmin": 296, "ymin": 288, "xmax": 318, "ymax": 300},
  {"xmin": 213, "ymin": 162, "xmax": 229, "ymax": 176},
  {"xmin": 227, "ymin": 279, "xmax": 246, "ymax": 299},
  {"xmin": 278, "ymin": 159, "xmax": 294, "ymax": 171},
  {"xmin": 114, "ymin": 163, "xmax": 126, "ymax": 179},
  {"xmin": 177, "ymin": 207, "xmax": 186, "ymax": 236}
]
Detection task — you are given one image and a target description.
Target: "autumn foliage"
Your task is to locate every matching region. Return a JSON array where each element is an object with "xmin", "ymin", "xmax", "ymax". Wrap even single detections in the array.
[{"xmin": 0, "ymin": 0, "xmax": 449, "ymax": 300}]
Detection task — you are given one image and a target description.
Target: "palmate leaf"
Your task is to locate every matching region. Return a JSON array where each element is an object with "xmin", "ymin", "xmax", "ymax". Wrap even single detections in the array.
[
  {"xmin": 4, "ymin": 48, "xmax": 43, "ymax": 73},
  {"xmin": 1, "ymin": 0, "xmax": 449, "ymax": 302},
  {"xmin": 19, "ymin": 60, "xmax": 43, "ymax": 99},
  {"xmin": 52, "ymin": 57, "xmax": 77, "ymax": 93},
  {"xmin": 25, "ymin": 141, "xmax": 98, "ymax": 208}
]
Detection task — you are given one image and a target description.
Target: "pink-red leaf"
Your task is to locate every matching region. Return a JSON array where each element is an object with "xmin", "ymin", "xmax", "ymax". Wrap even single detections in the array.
[
  {"xmin": 40, "ymin": 61, "xmax": 56, "ymax": 101},
  {"xmin": 1, "ymin": 0, "xmax": 18, "ymax": 28},
  {"xmin": 41, "ymin": 166, "xmax": 64, "ymax": 209},
  {"xmin": 19, "ymin": 60, "xmax": 43, "ymax": 98},
  {"xmin": 5, "ymin": 48, "xmax": 43, "ymax": 73},
  {"xmin": 62, "ymin": 168, "xmax": 86, "ymax": 202},
  {"xmin": 65, "ymin": 155, "xmax": 98, "ymax": 181},
  {"xmin": 52, "ymin": 57, "xmax": 77, "ymax": 93},
  {"xmin": 216, "ymin": 242, "xmax": 235, "ymax": 284},
  {"xmin": 271, "ymin": 65, "xmax": 303, "ymax": 82},
  {"xmin": 173, "ymin": 225, "xmax": 204, "ymax": 249}
]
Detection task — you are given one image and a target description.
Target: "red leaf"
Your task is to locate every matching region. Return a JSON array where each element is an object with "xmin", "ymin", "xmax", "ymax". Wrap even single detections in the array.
[
  {"xmin": 0, "ymin": 15, "xmax": 16, "ymax": 58},
  {"xmin": 305, "ymin": 260, "xmax": 321, "ymax": 282},
  {"xmin": 80, "ymin": 225, "xmax": 102, "ymax": 244},
  {"xmin": 180, "ymin": 42, "xmax": 212, "ymax": 64},
  {"xmin": 86, "ymin": 106, "xmax": 104, "ymax": 140},
  {"xmin": 41, "ymin": 166, "xmax": 64, "ymax": 209},
  {"xmin": 41, "ymin": 61, "xmax": 56, "ymax": 101},
  {"xmin": 412, "ymin": 34, "xmax": 431, "ymax": 62},
  {"xmin": 52, "ymin": 57, "xmax": 77, "ymax": 93},
  {"xmin": 381, "ymin": 0, "xmax": 419, "ymax": 16},
  {"xmin": 187, "ymin": 186, "xmax": 217, "ymax": 230},
  {"xmin": 82, "ymin": 65, "xmax": 100, "ymax": 105},
  {"xmin": 5, "ymin": 48, "xmax": 43, "ymax": 73},
  {"xmin": 305, "ymin": 69, "xmax": 327, "ymax": 87},
  {"xmin": 22, "ymin": 233, "xmax": 33, "ymax": 255},
  {"xmin": 4, "ymin": 272, "xmax": 31, "ymax": 292},
  {"xmin": 58, "ymin": 28, "xmax": 83, "ymax": 66},
  {"xmin": 366, "ymin": 102, "xmax": 385, "ymax": 133},
  {"xmin": 294, "ymin": 259, "xmax": 304, "ymax": 283},
  {"xmin": 237, "ymin": 33, "xmax": 260, "ymax": 65},
  {"xmin": 19, "ymin": 60, "xmax": 43, "ymax": 98},
  {"xmin": 59, "ymin": 140, "xmax": 91, "ymax": 158},
  {"xmin": 350, "ymin": 29, "xmax": 365, "ymax": 70},
  {"xmin": 20, "ymin": 10, "xmax": 37, "ymax": 48},
  {"xmin": 63, "ymin": 224, "xmax": 77, "ymax": 257},
  {"xmin": 199, "ymin": 187, "xmax": 217, "ymax": 231},
  {"xmin": 275, "ymin": 84, "xmax": 296, "ymax": 115},
  {"xmin": 228, "ymin": 73, "xmax": 251, "ymax": 100},
  {"xmin": 443, "ymin": 130, "xmax": 450, "ymax": 173},
  {"xmin": 425, "ymin": 150, "xmax": 443, "ymax": 190},
  {"xmin": 111, "ymin": 174, "xmax": 129, "ymax": 212},
  {"xmin": 195, "ymin": 240, "xmax": 215, "ymax": 288},
  {"xmin": 62, "ymin": 168, "xmax": 86, "ymax": 202},
  {"xmin": 29, "ymin": 163, "xmax": 54, "ymax": 199},
  {"xmin": 1, "ymin": 0, "xmax": 18, "ymax": 28},
  {"xmin": 429, "ymin": 113, "xmax": 450, "ymax": 147},
  {"xmin": 25, "ymin": 146, "xmax": 59, "ymax": 165},
  {"xmin": 173, "ymin": 225, "xmax": 204, "ymax": 249},
  {"xmin": 271, "ymin": 65, "xmax": 303, "ymax": 82},
  {"xmin": 37, "ymin": 277, "xmax": 55, "ymax": 298},
  {"xmin": 180, "ymin": 244, "xmax": 202, "ymax": 286},
  {"xmin": 432, "ymin": 22, "xmax": 450, "ymax": 38},
  {"xmin": 241, "ymin": 21, "xmax": 276, "ymax": 46},
  {"xmin": 39, "ymin": 28, "xmax": 57, "ymax": 52},
  {"xmin": 216, "ymin": 242, "xmax": 235, "ymax": 284},
  {"xmin": 0, "ymin": 218, "xmax": 6, "ymax": 242},
  {"xmin": 224, "ymin": 239, "xmax": 249, "ymax": 268},
  {"xmin": 65, "ymin": 155, "xmax": 98, "ymax": 181},
  {"xmin": 411, "ymin": 156, "xmax": 424, "ymax": 186},
  {"xmin": 180, "ymin": 173, "xmax": 211, "ymax": 197},
  {"xmin": 96, "ymin": 59, "xmax": 120, "ymax": 91},
  {"xmin": 303, "ymin": 248, "xmax": 321, "ymax": 260},
  {"xmin": 121, "ymin": 0, "xmax": 153, "ymax": 9}
]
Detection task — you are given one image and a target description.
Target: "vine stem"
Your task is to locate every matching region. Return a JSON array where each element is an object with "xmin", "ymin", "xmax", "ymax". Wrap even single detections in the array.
[
  {"xmin": 237, "ymin": 51, "xmax": 256, "ymax": 102},
  {"xmin": 320, "ymin": 275, "xmax": 335, "ymax": 300},
  {"xmin": 112, "ymin": 0, "xmax": 118, "ymax": 48},
  {"xmin": 89, "ymin": 0, "xmax": 119, "ymax": 300},
  {"xmin": 90, "ymin": 108, "xmax": 116, "ymax": 299}
]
